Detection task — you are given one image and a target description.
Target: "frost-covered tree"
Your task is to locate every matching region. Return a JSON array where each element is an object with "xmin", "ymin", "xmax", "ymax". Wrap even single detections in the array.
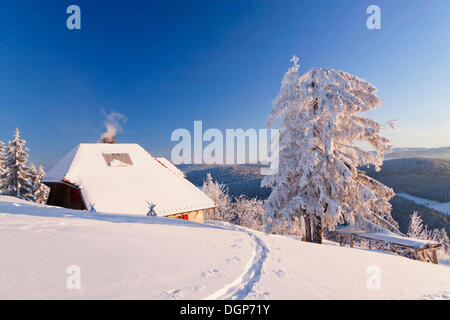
[
  {"xmin": 202, "ymin": 173, "xmax": 233, "ymax": 222},
  {"xmin": 262, "ymin": 56, "xmax": 399, "ymax": 243},
  {"xmin": 0, "ymin": 128, "xmax": 34, "ymax": 200},
  {"xmin": 431, "ymin": 227, "xmax": 448, "ymax": 248},
  {"xmin": 269, "ymin": 216, "xmax": 305, "ymax": 237},
  {"xmin": 29, "ymin": 164, "xmax": 38, "ymax": 202},
  {"xmin": 421, "ymin": 225, "xmax": 432, "ymax": 241},
  {"xmin": 233, "ymin": 195, "xmax": 265, "ymax": 231},
  {"xmin": 407, "ymin": 212, "xmax": 424, "ymax": 239},
  {"xmin": 431, "ymin": 228, "xmax": 441, "ymax": 242},
  {"xmin": 30, "ymin": 164, "xmax": 50, "ymax": 204},
  {"xmin": 438, "ymin": 228, "xmax": 449, "ymax": 255},
  {"xmin": 0, "ymin": 141, "xmax": 5, "ymax": 189}
]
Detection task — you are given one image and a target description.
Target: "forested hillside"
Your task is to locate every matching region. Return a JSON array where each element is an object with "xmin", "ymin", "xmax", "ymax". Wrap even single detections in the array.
[
  {"xmin": 364, "ymin": 158, "xmax": 450, "ymax": 202},
  {"xmin": 181, "ymin": 157, "xmax": 450, "ymax": 234}
]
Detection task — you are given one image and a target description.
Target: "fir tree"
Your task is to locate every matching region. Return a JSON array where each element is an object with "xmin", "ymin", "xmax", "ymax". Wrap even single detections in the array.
[
  {"xmin": 30, "ymin": 164, "xmax": 50, "ymax": 204},
  {"xmin": 0, "ymin": 128, "xmax": 33, "ymax": 200},
  {"xmin": 262, "ymin": 56, "xmax": 400, "ymax": 243},
  {"xmin": 0, "ymin": 141, "xmax": 5, "ymax": 190},
  {"xmin": 407, "ymin": 212, "xmax": 424, "ymax": 239},
  {"xmin": 439, "ymin": 228, "xmax": 449, "ymax": 254}
]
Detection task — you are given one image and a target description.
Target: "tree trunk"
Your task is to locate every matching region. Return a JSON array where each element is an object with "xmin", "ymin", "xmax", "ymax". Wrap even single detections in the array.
[
  {"xmin": 312, "ymin": 215, "xmax": 323, "ymax": 244},
  {"xmin": 304, "ymin": 215, "xmax": 312, "ymax": 242}
]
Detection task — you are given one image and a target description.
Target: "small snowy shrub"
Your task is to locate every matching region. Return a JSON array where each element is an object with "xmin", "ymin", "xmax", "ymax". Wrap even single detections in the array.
[
  {"xmin": 30, "ymin": 164, "xmax": 50, "ymax": 204},
  {"xmin": 407, "ymin": 212, "xmax": 425, "ymax": 239},
  {"xmin": 407, "ymin": 212, "xmax": 449, "ymax": 259},
  {"xmin": 201, "ymin": 174, "xmax": 267, "ymax": 231},
  {"xmin": 201, "ymin": 172, "xmax": 309, "ymax": 237},
  {"xmin": 270, "ymin": 216, "xmax": 305, "ymax": 238},
  {"xmin": 437, "ymin": 228, "xmax": 449, "ymax": 255},
  {"xmin": 233, "ymin": 195, "xmax": 265, "ymax": 231},
  {"xmin": 0, "ymin": 141, "xmax": 5, "ymax": 183},
  {"xmin": 432, "ymin": 228, "xmax": 449, "ymax": 259},
  {"xmin": 202, "ymin": 173, "xmax": 234, "ymax": 222}
]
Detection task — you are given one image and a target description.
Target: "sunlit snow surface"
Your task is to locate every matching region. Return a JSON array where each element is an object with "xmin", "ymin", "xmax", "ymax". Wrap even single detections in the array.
[{"xmin": 0, "ymin": 196, "xmax": 449, "ymax": 300}]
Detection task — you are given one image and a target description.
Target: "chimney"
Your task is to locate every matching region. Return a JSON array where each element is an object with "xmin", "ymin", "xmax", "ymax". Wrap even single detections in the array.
[{"xmin": 101, "ymin": 135, "xmax": 115, "ymax": 144}]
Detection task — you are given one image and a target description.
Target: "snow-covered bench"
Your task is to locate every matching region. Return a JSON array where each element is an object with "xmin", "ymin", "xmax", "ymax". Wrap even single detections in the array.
[{"xmin": 329, "ymin": 229, "xmax": 442, "ymax": 264}]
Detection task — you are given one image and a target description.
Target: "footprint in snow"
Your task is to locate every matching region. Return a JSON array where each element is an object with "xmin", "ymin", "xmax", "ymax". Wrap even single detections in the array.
[
  {"xmin": 163, "ymin": 289, "xmax": 182, "ymax": 299},
  {"xmin": 231, "ymin": 243, "xmax": 241, "ymax": 248},
  {"xmin": 189, "ymin": 285, "xmax": 205, "ymax": 292},
  {"xmin": 225, "ymin": 256, "xmax": 241, "ymax": 262},
  {"xmin": 273, "ymin": 269, "xmax": 286, "ymax": 277},
  {"xmin": 201, "ymin": 269, "xmax": 220, "ymax": 278},
  {"xmin": 423, "ymin": 292, "xmax": 450, "ymax": 300}
]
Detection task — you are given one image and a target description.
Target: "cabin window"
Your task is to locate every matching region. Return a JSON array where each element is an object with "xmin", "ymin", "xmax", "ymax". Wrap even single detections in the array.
[{"xmin": 103, "ymin": 153, "xmax": 133, "ymax": 167}]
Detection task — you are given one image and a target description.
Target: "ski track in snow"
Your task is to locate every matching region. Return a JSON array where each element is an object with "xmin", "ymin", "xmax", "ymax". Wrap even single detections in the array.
[{"xmin": 203, "ymin": 222, "xmax": 269, "ymax": 300}]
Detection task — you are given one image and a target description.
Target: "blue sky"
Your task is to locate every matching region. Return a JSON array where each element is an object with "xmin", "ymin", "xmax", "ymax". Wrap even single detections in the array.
[{"xmin": 0, "ymin": 0, "xmax": 449, "ymax": 168}]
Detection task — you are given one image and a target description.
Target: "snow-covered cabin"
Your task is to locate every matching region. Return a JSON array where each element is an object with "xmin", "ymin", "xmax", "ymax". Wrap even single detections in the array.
[{"xmin": 43, "ymin": 143, "xmax": 215, "ymax": 222}]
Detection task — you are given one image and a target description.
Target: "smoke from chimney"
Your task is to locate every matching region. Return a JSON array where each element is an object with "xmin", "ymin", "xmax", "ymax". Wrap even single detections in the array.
[{"xmin": 101, "ymin": 111, "xmax": 127, "ymax": 144}]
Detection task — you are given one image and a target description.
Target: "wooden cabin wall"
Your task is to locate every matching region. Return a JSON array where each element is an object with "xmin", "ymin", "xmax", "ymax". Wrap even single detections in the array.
[
  {"xmin": 167, "ymin": 210, "xmax": 205, "ymax": 223},
  {"xmin": 45, "ymin": 183, "xmax": 86, "ymax": 210}
]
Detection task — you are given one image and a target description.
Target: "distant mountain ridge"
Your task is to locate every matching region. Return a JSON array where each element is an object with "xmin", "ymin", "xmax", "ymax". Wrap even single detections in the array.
[{"xmin": 385, "ymin": 146, "xmax": 450, "ymax": 160}]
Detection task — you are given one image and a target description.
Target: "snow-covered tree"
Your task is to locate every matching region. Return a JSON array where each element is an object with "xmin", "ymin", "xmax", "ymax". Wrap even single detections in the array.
[
  {"xmin": 430, "ymin": 228, "xmax": 448, "ymax": 253},
  {"xmin": 262, "ymin": 56, "xmax": 399, "ymax": 243},
  {"xmin": 0, "ymin": 128, "xmax": 34, "ymax": 200},
  {"xmin": 202, "ymin": 173, "xmax": 233, "ymax": 222},
  {"xmin": 0, "ymin": 141, "xmax": 5, "ymax": 189},
  {"xmin": 438, "ymin": 228, "xmax": 449, "ymax": 254},
  {"xmin": 421, "ymin": 225, "xmax": 433, "ymax": 241},
  {"xmin": 431, "ymin": 228, "xmax": 441, "ymax": 242},
  {"xmin": 406, "ymin": 212, "xmax": 448, "ymax": 250},
  {"xmin": 270, "ymin": 216, "xmax": 305, "ymax": 237},
  {"xmin": 407, "ymin": 212, "xmax": 425, "ymax": 239},
  {"xmin": 29, "ymin": 164, "xmax": 38, "ymax": 201},
  {"xmin": 233, "ymin": 195, "xmax": 265, "ymax": 231},
  {"xmin": 29, "ymin": 164, "xmax": 50, "ymax": 204}
]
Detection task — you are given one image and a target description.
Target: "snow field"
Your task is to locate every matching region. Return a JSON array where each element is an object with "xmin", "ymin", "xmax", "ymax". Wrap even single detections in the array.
[
  {"xmin": 0, "ymin": 202, "xmax": 253, "ymax": 299},
  {"xmin": 0, "ymin": 196, "xmax": 449, "ymax": 300}
]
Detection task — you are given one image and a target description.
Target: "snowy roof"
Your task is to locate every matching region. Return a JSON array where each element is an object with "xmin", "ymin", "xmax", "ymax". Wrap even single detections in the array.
[
  {"xmin": 156, "ymin": 157, "xmax": 186, "ymax": 177},
  {"xmin": 43, "ymin": 143, "xmax": 215, "ymax": 216}
]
